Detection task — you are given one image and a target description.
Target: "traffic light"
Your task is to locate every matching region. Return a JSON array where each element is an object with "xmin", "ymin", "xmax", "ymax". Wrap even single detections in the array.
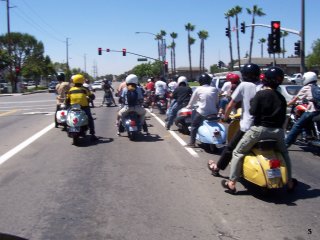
[
  {"xmin": 271, "ymin": 21, "xmax": 281, "ymax": 53},
  {"xmin": 240, "ymin": 22, "xmax": 245, "ymax": 34},
  {"xmin": 267, "ymin": 34, "xmax": 274, "ymax": 54},
  {"xmin": 294, "ymin": 41, "xmax": 301, "ymax": 56},
  {"xmin": 225, "ymin": 28, "xmax": 230, "ymax": 37},
  {"xmin": 15, "ymin": 66, "xmax": 20, "ymax": 75},
  {"xmin": 122, "ymin": 48, "xmax": 126, "ymax": 56},
  {"xmin": 98, "ymin": 47, "xmax": 102, "ymax": 55},
  {"xmin": 218, "ymin": 61, "xmax": 222, "ymax": 69},
  {"xmin": 106, "ymin": 48, "xmax": 110, "ymax": 52},
  {"xmin": 164, "ymin": 61, "xmax": 168, "ymax": 72}
]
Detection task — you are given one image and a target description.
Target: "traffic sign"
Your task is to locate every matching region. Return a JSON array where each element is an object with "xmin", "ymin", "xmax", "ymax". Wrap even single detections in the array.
[{"xmin": 137, "ymin": 58, "xmax": 148, "ymax": 61}]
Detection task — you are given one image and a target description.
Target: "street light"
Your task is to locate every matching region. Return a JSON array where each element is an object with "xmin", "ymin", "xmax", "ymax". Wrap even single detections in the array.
[{"xmin": 135, "ymin": 31, "xmax": 162, "ymax": 60}]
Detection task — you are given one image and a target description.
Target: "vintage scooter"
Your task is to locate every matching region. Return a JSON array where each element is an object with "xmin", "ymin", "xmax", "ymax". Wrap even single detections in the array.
[
  {"xmin": 118, "ymin": 111, "xmax": 143, "ymax": 141},
  {"xmin": 56, "ymin": 103, "xmax": 68, "ymax": 130},
  {"xmin": 66, "ymin": 104, "xmax": 89, "ymax": 146},
  {"xmin": 227, "ymin": 111, "xmax": 288, "ymax": 189}
]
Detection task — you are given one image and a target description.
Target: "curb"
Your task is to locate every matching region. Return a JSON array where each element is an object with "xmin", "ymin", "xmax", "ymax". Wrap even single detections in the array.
[{"xmin": 0, "ymin": 90, "xmax": 48, "ymax": 97}]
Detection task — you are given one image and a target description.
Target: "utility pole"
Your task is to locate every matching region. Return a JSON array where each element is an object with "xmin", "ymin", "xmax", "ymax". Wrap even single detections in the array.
[
  {"xmin": 84, "ymin": 54, "xmax": 87, "ymax": 73},
  {"xmin": 66, "ymin": 38, "xmax": 70, "ymax": 71},
  {"xmin": 301, "ymin": 0, "xmax": 306, "ymax": 73}
]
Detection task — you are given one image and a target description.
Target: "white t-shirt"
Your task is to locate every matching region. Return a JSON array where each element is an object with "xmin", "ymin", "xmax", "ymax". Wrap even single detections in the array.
[
  {"xmin": 187, "ymin": 84, "xmax": 219, "ymax": 116},
  {"xmin": 231, "ymin": 81, "xmax": 257, "ymax": 131},
  {"xmin": 168, "ymin": 81, "xmax": 178, "ymax": 92},
  {"xmin": 155, "ymin": 80, "xmax": 167, "ymax": 95},
  {"xmin": 220, "ymin": 81, "xmax": 232, "ymax": 96}
]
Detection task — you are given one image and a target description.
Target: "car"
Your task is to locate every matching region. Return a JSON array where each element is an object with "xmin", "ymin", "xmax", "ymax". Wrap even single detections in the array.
[
  {"xmin": 0, "ymin": 83, "xmax": 8, "ymax": 93},
  {"xmin": 27, "ymin": 80, "xmax": 36, "ymax": 86},
  {"xmin": 211, "ymin": 76, "xmax": 227, "ymax": 91},
  {"xmin": 277, "ymin": 84, "xmax": 302, "ymax": 102},
  {"xmin": 288, "ymin": 73, "xmax": 303, "ymax": 85},
  {"xmin": 48, "ymin": 81, "xmax": 58, "ymax": 93},
  {"xmin": 92, "ymin": 81, "xmax": 102, "ymax": 90}
]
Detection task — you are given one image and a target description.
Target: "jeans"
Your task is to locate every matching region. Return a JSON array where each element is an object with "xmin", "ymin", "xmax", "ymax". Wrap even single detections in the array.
[
  {"xmin": 229, "ymin": 126, "xmax": 292, "ymax": 182},
  {"xmin": 82, "ymin": 106, "xmax": 95, "ymax": 135},
  {"xmin": 167, "ymin": 102, "xmax": 186, "ymax": 128},
  {"xmin": 189, "ymin": 111, "xmax": 205, "ymax": 144},
  {"xmin": 285, "ymin": 111, "xmax": 320, "ymax": 146}
]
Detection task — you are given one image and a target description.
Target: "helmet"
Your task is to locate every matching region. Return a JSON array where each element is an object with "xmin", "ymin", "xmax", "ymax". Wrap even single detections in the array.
[
  {"xmin": 241, "ymin": 63, "xmax": 261, "ymax": 82},
  {"xmin": 198, "ymin": 73, "xmax": 212, "ymax": 86},
  {"xmin": 72, "ymin": 74, "xmax": 85, "ymax": 84},
  {"xmin": 263, "ymin": 66, "xmax": 284, "ymax": 89},
  {"xmin": 57, "ymin": 72, "xmax": 65, "ymax": 82},
  {"xmin": 226, "ymin": 73, "xmax": 240, "ymax": 85},
  {"xmin": 177, "ymin": 76, "xmax": 188, "ymax": 85},
  {"xmin": 125, "ymin": 74, "xmax": 138, "ymax": 85},
  {"xmin": 147, "ymin": 78, "xmax": 151, "ymax": 82},
  {"xmin": 303, "ymin": 71, "xmax": 318, "ymax": 86}
]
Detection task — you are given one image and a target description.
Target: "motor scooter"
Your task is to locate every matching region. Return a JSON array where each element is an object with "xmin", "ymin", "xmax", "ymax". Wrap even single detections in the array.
[
  {"xmin": 156, "ymin": 94, "xmax": 168, "ymax": 114},
  {"xmin": 66, "ymin": 104, "xmax": 89, "ymax": 145},
  {"xmin": 227, "ymin": 113, "xmax": 288, "ymax": 189},
  {"xmin": 118, "ymin": 111, "xmax": 143, "ymax": 141},
  {"xmin": 103, "ymin": 90, "xmax": 113, "ymax": 107},
  {"xmin": 174, "ymin": 107, "xmax": 192, "ymax": 134},
  {"xmin": 56, "ymin": 103, "xmax": 68, "ymax": 130}
]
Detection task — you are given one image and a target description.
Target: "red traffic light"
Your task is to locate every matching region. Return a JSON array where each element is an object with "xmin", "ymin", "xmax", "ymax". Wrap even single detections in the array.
[
  {"xmin": 15, "ymin": 67, "xmax": 20, "ymax": 74},
  {"xmin": 106, "ymin": 48, "xmax": 110, "ymax": 52},
  {"xmin": 122, "ymin": 48, "xmax": 126, "ymax": 56},
  {"xmin": 98, "ymin": 47, "xmax": 102, "ymax": 55},
  {"xmin": 272, "ymin": 22, "xmax": 280, "ymax": 29}
]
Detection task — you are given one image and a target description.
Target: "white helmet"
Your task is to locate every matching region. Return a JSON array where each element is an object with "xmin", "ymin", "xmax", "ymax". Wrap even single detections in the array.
[
  {"xmin": 125, "ymin": 74, "xmax": 138, "ymax": 85},
  {"xmin": 177, "ymin": 76, "xmax": 188, "ymax": 85},
  {"xmin": 147, "ymin": 78, "xmax": 151, "ymax": 82},
  {"xmin": 303, "ymin": 72, "xmax": 318, "ymax": 86}
]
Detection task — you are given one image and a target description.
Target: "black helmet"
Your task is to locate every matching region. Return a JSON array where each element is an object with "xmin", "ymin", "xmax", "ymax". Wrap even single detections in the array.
[
  {"xmin": 198, "ymin": 73, "xmax": 212, "ymax": 86},
  {"xmin": 263, "ymin": 66, "xmax": 284, "ymax": 89},
  {"xmin": 173, "ymin": 74, "xmax": 180, "ymax": 82},
  {"xmin": 241, "ymin": 63, "xmax": 261, "ymax": 82},
  {"xmin": 57, "ymin": 72, "xmax": 65, "ymax": 82}
]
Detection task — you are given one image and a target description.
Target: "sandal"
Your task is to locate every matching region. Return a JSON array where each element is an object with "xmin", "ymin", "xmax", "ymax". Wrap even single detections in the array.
[
  {"xmin": 207, "ymin": 160, "xmax": 220, "ymax": 177},
  {"xmin": 287, "ymin": 178, "xmax": 298, "ymax": 193},
  {"xmin": 221, "ymin": 179, "xmax": 237, "ymax": 195}
]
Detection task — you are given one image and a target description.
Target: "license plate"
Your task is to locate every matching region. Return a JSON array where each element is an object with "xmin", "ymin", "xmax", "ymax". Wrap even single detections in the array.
[
  {"xmin": 129, "ymin": 126, "xmax": 138, "ymax": 131},
  {"xmin": 69, "ymin": 127, "xmax": 80, "ymax": 132},
  {"xmin": 266, "ymin": 169, "xmax": 281, "ymax": 178}
]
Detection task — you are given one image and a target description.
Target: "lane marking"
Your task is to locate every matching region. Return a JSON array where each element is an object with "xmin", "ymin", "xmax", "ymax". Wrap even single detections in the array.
[
  {"xmin": 0, "ymin": 123, "xmax": 55, "ymax": 166},
  {"xmin": 147, "ymin": 109, "xmax": 199, "ymax": 158},
  {"xmin": 0, "ymin": 109, "xmax": 18, "ymax": 117}
]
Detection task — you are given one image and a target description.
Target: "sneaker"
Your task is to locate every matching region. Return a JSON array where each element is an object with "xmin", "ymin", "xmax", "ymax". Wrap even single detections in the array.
[{"xmin": 165, "ymin": 123, "xmax": 170, "ymax": 130}]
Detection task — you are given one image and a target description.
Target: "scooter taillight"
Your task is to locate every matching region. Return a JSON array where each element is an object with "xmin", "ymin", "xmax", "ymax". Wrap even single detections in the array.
[
  {"xmin": 73, "ymin": 118, "xmax": 79, "ymax": 125},
  {"xmin": 130, "ymin": 120, "xmax": 136, "ymax": 127},
  {"xmin": 61, "ymin": 111, "xmax": 65, "ymax": 116},
  {"xmin": 179, "ymin": 111, "xmax": 192, "ymax": 116},
  {"xmin": 269, "ymin": 159, "xmax": 281, "ymax": 169}
]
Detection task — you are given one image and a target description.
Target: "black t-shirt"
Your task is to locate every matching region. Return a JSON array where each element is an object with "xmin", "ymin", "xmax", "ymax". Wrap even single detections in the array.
[
  {"xmin": 250, "ymin": 88, "xmax": 287, "ymax": 128},
  {"xmin": 172, "ymin": 86, "xmax": 193, "ymax": 105}
]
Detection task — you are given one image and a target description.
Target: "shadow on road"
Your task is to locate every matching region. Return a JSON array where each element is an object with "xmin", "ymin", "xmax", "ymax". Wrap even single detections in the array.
[{"xmin": 0, "ymin": 233, "xmax": 28, "ymax": 240}]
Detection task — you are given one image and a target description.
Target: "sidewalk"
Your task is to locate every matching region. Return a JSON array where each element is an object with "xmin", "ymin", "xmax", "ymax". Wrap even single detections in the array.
[{"xmin": 0, "ymin": 90, "xmax": 48, "ymax": 97}]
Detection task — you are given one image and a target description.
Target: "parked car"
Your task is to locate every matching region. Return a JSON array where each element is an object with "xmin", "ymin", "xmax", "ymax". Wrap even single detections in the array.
[
  {"xmin": 277, "ymin": 84, "xmax": 302, "ymax": 102},
  {"xmin": 48, "ymin": 81, "xmax": 58, "ymax": 93},
  {"xmin": 27, "ymin": 80, "xmax": 36, "ymax": 86},
  {"xmin": 288, "ymin": 73, "xmax": 303, "ymax": 85}
]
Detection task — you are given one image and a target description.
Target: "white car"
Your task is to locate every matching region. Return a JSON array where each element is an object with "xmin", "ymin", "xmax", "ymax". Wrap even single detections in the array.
[
  {"xmin": 288, "ymin": 73, "xmax": 303, "ymax": 85},
  {"xmin": 91, "ymin": 81, "xmax": 102, "ymax": 90}
]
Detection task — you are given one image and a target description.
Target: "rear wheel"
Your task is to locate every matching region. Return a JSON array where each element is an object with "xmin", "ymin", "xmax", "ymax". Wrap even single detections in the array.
[
  {"xmin": 73, "ymin": 136, "xmax": 79, "ymax": 146},
  {"xmin": 128, "ymin": 131, "xmax": 137, "ymax": 141}
]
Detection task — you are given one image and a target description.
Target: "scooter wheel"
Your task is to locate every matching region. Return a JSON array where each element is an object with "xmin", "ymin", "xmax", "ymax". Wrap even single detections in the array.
[{"xmin": 73, "ymin": 136, "xmax": 80, "ymax": 146}]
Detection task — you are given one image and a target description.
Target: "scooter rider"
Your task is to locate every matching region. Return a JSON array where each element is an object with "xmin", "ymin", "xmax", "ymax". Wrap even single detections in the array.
[
  {"xmin": 116, "ymin": 74, "xmax": 148, "ymax": 134},
  {"xmin": 65, "ymin": 74, "xmax": 98, "ymax": 141},
  {"xmin": 285, "ymin": 71, "xmax": 320, "ymax": 148},
  {"xmin": 208, "ymin": 63, "xmax": 261, "ymax": 176},
  {"xmin": 150, "ymin": 77, "xmax": 168, "ymax": 113},
  {"xmin": 55, "ymin": 73, "xmax": 70, "ymax": 128},
  {"xmin": 101, "ymin": 79, "xmax": 117, "ymax": 106},
  {"xmin": 185, "ymin": 73, "xmax": 219, "ymax": 147},
  {"xmin": 165, "ymin": 76, "xmax": 193, "ymax": 130},
  {"xmin": 221, "ymin": 67, "xmax": 297, "ymax": 194}
]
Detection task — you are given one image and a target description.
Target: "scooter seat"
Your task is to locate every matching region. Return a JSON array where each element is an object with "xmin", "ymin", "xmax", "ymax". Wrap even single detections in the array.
[
  {"xmin": 205, "ymin": 114, "xmax": 219, "ymax": 121},
  {"xmin": 253, "ymin": 139, "xmax": 278, "ymax": 150}
]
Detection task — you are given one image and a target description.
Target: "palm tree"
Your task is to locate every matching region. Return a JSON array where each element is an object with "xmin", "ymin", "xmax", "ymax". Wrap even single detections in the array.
[
  {"xmin": 246, "ymin": 5, "xmax": 266, "ymax": 62},
  {"xmin": 159, "ymin": 30, "xmax": 167, "ymax": 60},
  {"xmin": 258, "ymin": 38, "xmax": 266, "ymax": 58},
  {"xmin": 281, "ymin": 31, "xmax": 289, "ymax": 58},
  {"xmin": 170, "ymin": 32, "xmax": 178, "ymax": 73},
  {"xmin": 232, "ymin": 5, "xmax": 242, "ymax": 69},
  {"xmin": 185, "ymin": 22, "xmax": 195, "ymax": 80},
  {"xmin": 198, "ymin": 30, "xmax": 209, "ymax": 73},
  {"xmin": 155, "ymin": 34, "xmax": 162, "ymax": 60},
  {"xmin": 167, "ymin": 43, "xmax": 175, "ymax": 74},
  {"xmin": 225, "ymin": 10, "xmax": 234, "ymax": 70}
]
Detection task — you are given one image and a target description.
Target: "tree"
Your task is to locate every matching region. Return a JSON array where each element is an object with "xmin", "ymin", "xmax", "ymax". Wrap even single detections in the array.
[
  {"xmin": 132, "ymin": 61, "xmax": 162, "ymax": 79},
  {"xmin": 170, "ymin": 32, "xmax": 178, "ymax": 73},
  {"xmin": 197, "ymin": 30, "xmax": 209, "ymax": 73},
  {"xmin": 246, "ymin": 5, "xmax": 266, "ymax": 62},
  {"xmin": 0, "ymin": 49, "xmax": 11, "ymax": 71},
  {"xmin": 281, "ymin": 31, "xmax": 289, "ymax": 58},
  {"xmin": 167, "ymin": 43, "xmax": 174, "ymax": 74},
  {"xmin": 258, "ymin": 38, "xmax": 266, "ymax": 58},
  {"xmin": 185, "ymin": 23, "xmax": 195, "ymax": 80},
  {"xmin": 225, "ymin": 9, "xmax": 234, "ymax": 70},
  {"xmin": 232, "ymin": 6, "xmax": 242, "ymax": 69},
  {"xmin": 306, "ymin": 39, "xmax": 320, "ymax": 70}
]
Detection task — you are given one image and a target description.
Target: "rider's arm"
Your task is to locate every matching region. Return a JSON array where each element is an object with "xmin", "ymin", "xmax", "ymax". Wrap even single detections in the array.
[{"xmin": 224, "ymin": 99, "xmax": 237, "ymax": 121}]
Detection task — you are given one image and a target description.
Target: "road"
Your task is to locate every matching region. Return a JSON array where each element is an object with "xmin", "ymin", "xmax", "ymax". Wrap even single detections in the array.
[{"xmin": 0, "ymin": 91, "xmax": 319, "ymax": 240}]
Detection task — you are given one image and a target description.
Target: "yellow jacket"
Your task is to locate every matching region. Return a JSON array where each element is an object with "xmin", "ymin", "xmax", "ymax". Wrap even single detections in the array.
[{"xmin": 66, "ymin": 86, "xmax": 92, "ymax": 107}]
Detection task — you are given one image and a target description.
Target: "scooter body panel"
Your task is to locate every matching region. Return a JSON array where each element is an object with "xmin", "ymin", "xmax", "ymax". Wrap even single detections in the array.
[
  {"xmin": 56, "ymin": 109, "xmax": 68, "ymax": 124},
  {"xmin": 120, "ymin": 111, "xmax": 142, "ymax": 140},
  {"xmin": 196, "ymin": 120, "xmax": 226, "ymax": 145},
  {"xmin": 66, "ymin": 105, "xmax": 89, "ymax": 140}
]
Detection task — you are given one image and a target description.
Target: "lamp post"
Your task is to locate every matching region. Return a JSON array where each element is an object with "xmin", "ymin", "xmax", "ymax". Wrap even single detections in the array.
[{"xmin": 135, "ymin": 31, "xmax": 161, "ymax": 60}]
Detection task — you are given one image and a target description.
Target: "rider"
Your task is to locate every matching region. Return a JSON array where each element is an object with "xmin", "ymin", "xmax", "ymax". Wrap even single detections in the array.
[
  {"xmin": 65, "ymin": 74, "xmax": 98, "ymax": 141},
  {"xmin": 221, "ymin": 66, "xmax": 297, "ymax": 194},
  {"xmin": 101, "ymin": 79, "xmax": 116, "ymax": 106},
  {"xmin": 55, "ymin": 72, "xmax": 70, "ymax": 128},
  {"xmin": 185, "ymin": 73, "xmax": 219, "ymax": 147},
  {"xmin": 150, "ymin": 77, "xmax": 167, "ymax": 113},
  {"xmin": 165, "ymin": 76, "xmax": 193, "ymax": 130},
  {"xmin": 116, "ymin": 74, "xmax": 148, "ymax": 134},
  {"xmin": 83, "ymin": 79, "xmax": 95, "ymax": 108},
  {"xmin": 208, "ymin": 63, "xmax": 261, "ymax": 176},
  {"xmin": 285, "ymin": 71, "xmax": 320, "ymax": 148}
]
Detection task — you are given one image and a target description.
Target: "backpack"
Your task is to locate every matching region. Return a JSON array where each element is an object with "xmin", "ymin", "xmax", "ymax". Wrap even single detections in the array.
[
  {"xmin": 126, "ymin": 88, "xmax": 139, "ymax": 107},
  {"xmin": 311, "ymin": 84, "xmax": 320, "ymax": 109}
]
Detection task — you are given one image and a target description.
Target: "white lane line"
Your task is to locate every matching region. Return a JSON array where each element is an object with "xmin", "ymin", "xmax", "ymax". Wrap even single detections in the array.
[
  {"xmin": 147, "ymin": 109, "xmax": 199, "ymax": 158},
  {"xmin": 0, "ymin": 123, "xmax": 55, "ymax": 166}
]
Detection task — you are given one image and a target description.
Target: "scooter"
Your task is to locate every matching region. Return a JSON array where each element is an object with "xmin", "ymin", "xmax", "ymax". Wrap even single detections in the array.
[
  {"xmin": 66, "ymin": 104, "xmax": 89, "ymax": 146},
  {"xmin": 118, "ymin": 111, "xmax": 143, "ymax": 141},
  {"xmin": 103, "ymin": 90, "xmax": 113, "ymax": 107},
  {"xmin": 174, "ymin": 107, "xmax": 192, "ymax": 134},
  {"xmin": 56, "ymin": 103, "xmax": 68, "ymax": 130},
  {"xmin": 156, "ymin": 94, "xmax": 168, "ymax": 114},
  {"xmin": 227, "ymin": 113, "xmax": 288, "ymax": 189}
]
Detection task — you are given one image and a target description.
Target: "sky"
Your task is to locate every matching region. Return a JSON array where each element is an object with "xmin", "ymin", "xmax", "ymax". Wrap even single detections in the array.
[{"xmin": 1, "ymin": 0, "xmax": 319, "ymax": 77}]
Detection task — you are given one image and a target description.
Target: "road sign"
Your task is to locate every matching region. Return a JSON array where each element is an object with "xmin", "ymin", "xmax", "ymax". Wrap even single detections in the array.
[{"xmin": 137, "ymin": 58, "xmax": 148, "ymax": 61}]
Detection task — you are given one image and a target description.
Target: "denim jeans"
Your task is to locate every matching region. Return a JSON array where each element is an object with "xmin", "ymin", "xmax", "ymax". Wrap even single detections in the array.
[
  {"xmin": 189, "ymin": 111, "xmax": 205, "ymax": 144},
  {"xmin": 167, "ymin": 102, "xmax": 185, "ymax": 128},
  {"xmin": 285, "ymin": 111, "xmax": 320, "ymax": 146},
  {"xmin": 229, "ymin": 126, "xmax": 292, "ymax": 182},
  {"xmin": 82, "ymin": 106, "xmax": 95, "ymax": 135}
]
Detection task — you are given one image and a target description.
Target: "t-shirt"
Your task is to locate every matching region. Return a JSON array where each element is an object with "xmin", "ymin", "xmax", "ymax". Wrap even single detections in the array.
[
  {"xmin": 155, "ymin": 80, "xmax": 167, "ymax": 96},
  {"xmin": 296, "ymin": 84, "xmax": 317, "ymax": 112},
  {"xmin": 172, "ymin": 86, "xmax": 193, "ymax": 105},
  {"xmin": 250, "ymin": 89, "xmax": 287, "ymax": 128},
  {"xmin": 145, "ymin": 82, "xmax": 155, "ymax": 91},
  {"xmin": 121, "ymin": 86, "xmax": 144, "ymax": 106},
  {"xmin": 231, "ymin": 81, "xmax": 258, "ymax": 131},
  {"xmin": 220, "ymin": 81, "xmax": 232, "ymax": 96}
]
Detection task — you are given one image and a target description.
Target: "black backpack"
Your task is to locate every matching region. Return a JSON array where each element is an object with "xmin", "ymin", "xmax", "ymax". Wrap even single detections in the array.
[
  {"xmin": 126, "ymin": 89, "xmax": 139, "ymax": 107},
  {"xmin": 311, "ymin": 84, "xmax": 320, "ymax": 109}
]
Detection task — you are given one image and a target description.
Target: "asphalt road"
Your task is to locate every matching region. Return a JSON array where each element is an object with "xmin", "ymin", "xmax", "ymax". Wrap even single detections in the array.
[{"xmin": 0, "ymin": 90, "xmax": 319, "ymax": 240}]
